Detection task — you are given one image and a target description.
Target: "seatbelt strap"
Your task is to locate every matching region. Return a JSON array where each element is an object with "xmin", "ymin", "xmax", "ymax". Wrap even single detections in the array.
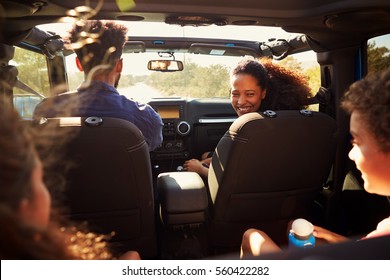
[
  {"xmin": 1, "ymin": 65, "xmax": 44, "ymax": 98},
  {"xmin": 14, "ymin": 78, "xmax": 45, "ymax": 98}
]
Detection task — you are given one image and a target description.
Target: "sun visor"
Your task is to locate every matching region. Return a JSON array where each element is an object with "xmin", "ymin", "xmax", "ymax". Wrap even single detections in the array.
[
  {"xmin": 123, "ymin": 41, "xmax": 146, "ymax": 53},
  {"xmin": 188, "ymin": 43, "xmax": 258, "ymax": 58}
]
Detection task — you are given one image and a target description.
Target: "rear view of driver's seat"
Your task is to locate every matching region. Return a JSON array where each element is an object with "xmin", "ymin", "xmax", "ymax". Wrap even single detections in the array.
[
  {"xmin": 36, "ymin": 116, "xmax": 157, "ymax": 258},
  {"xmin": 208, "ymin": 110, "xmax": 338, "ymax": 252}
]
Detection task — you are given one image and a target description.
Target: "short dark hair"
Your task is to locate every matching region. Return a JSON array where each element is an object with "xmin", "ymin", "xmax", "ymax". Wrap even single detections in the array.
[
  {"xmin": 66, "ymin": 20, "xmax": 128, "ymax": 74},
  {"xmin": 341, "ymin": 68, "xmax": 390, "ymax": 153}
]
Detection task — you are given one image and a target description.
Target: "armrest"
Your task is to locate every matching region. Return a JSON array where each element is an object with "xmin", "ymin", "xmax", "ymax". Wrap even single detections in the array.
[{"xmin": 157, "ymin": 172, "xmax": 208, "ymax": 226}]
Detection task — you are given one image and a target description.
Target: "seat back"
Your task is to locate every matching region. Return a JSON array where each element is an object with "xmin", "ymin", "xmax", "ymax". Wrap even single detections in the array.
[
  {"xmin": 38, "ymin": 116, "xmax": 157, "ymax": 258},
  {"xmin": 208, "ymin": 110, "xmax": 337, "ymax": 251}
]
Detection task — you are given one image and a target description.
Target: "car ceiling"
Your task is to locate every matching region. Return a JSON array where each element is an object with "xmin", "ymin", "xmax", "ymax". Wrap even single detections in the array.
[{"xmin": 1, "ymin": 0, "xmax": 390, "ymax": 50}]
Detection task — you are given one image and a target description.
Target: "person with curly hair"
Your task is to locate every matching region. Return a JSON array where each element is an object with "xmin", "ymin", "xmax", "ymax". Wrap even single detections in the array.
[
  {"xmin": 258, "ymin": 58, "xmax": 313, "ymax": 111},
  {"xmin": 0, "ymin": 98, "xmax": 140, "ymax": 259},
  {"xmin": 240, "ymin": 68, "xmax": 390, "ymax": 258},
  {"xmin": 183, "ymin": 58, "xmax": 313, "ymax": 176},
  {"xmin": 34, "ymin": 20, "xmax": 163, "ymax": 151}
]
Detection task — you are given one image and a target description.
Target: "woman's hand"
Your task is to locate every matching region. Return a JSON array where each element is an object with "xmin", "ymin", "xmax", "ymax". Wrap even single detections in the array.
[{"xmin": 183, "ymin": 159, "xmax": 209, "ymax": 177}]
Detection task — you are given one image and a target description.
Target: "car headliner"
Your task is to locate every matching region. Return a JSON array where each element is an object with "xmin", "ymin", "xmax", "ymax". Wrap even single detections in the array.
[{"xmin": 1, "ymin": 0, "xmax": 389, "ymax": 50}]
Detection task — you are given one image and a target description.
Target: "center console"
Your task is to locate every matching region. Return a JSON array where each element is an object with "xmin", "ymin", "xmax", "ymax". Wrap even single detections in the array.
[{"xmin": 149, "ymin": 99, "xmax": 191, "ymax": 165}]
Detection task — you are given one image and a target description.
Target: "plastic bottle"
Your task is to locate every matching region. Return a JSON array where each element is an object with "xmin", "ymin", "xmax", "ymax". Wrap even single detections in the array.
[{"xmin": 288, "ymin": 218, "xmax": 316, "ymax": 248}]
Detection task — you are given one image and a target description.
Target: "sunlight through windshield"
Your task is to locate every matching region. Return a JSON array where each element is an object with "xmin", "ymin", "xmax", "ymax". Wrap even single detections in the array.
[{"xmin": 39, "ymin": 22, "xmax": 317, "ymax": 103}]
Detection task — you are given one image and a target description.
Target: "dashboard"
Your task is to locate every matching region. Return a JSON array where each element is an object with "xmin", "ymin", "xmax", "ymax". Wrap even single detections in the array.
[
  {"xmin": 148, "ymin": 98, "xmax": 236, "ymax": 173},
  {"xmin": 149, "ymin": 99, "xmax": 191, "ymax": 163},
  {"xmin": 156, "ymin": 105, "xmax": 180, "ymax": 119},
  {"xmin": 154, "ymin": 103, "xmax": 191, "ymax": 137}
]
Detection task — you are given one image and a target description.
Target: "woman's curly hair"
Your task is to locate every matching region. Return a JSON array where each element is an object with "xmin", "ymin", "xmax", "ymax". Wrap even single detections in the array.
[
  {"xmin": 0, "ymin": 99, "xmax": 115, "ymax": 259},
  {"xmin": 0, "ymin": 206, "xmax": 114, "ymax": 259},
  {"xmin": 259, "ymin": 58, "xmax": 312, "ymax": 110}
]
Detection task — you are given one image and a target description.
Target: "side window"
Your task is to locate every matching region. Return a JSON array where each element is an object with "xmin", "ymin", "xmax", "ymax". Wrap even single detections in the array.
[
  {"xmin": 10, "ymin": 47, "xmax": 50, "ymax": 118},
  {"xmin": 367, "ymin": 34, "xmax": 390, "ymax": 74}
]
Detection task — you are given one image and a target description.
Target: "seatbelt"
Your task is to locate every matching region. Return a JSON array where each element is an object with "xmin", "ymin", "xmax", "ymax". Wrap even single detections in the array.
[
  {"xmin": 14, "ymin": 78, "xmax": 45, "ymax": 98},
  {"xmin": 0, "ymin": 65, "xmax": 44, "ymax": 98}
]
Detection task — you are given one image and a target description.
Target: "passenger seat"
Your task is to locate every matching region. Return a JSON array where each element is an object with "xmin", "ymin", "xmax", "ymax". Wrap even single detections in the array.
[{"xmin": 207, "ymin": 110, "xmax": 338, "ymax": 252}]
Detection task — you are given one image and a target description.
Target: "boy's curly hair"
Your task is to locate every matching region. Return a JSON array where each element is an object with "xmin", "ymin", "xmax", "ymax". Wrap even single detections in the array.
[{"xmin": 341, "ymin": 69, "xmax": 390, "ymax": 153}]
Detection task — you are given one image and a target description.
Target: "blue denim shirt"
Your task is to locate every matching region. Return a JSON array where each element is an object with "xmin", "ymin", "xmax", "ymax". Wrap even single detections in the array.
[{"xmin": 35, "ymin": 81, "xmax": 163, "ymax": 151}]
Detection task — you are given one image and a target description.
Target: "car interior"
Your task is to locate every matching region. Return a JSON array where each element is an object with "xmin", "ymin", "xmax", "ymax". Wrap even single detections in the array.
[
  {"xmin": 36, "ymin": 116, "xmax": 158, "ymax": 258},
  {"xmin": 206, "ymin": 110, "xmax": 338, "ymax": 251},
  {"xmin": 1, "ymin": 0, "xmax": 390, "ymax": 259}
]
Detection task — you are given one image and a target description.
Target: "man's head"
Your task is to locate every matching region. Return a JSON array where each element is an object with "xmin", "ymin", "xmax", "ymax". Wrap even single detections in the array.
[{"xmin": 66, "ymin": 20, "xmax": 128, "ymax": 76}]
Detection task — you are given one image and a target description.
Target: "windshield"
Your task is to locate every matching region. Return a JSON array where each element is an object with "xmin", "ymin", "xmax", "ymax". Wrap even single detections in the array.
[
  {"xmin": 65, "ymin": 51, "xmax": 248, "ymax": 102},
  {"xmin": 39, "ymin": 22, "xmax": 318, "ymax": 103}
]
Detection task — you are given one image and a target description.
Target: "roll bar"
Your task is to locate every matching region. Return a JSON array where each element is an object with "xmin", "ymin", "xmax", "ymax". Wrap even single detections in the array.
[{"xmin": 259, "ymin": 34, "xmax": 311, "ymax": 60}]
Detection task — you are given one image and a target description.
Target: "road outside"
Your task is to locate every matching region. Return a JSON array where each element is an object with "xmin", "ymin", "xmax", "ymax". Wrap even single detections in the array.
[{"xmin": 118, "ymin": 82, "xmax": 163, "ymax": 103}]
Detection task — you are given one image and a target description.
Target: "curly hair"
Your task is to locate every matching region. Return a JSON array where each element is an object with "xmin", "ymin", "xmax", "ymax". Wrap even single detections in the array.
[
  {"xmin": 341, "ymin": 69, "xmax": 390, "ymax": 153},
  {"xmin": 0, "ymin": 98, "xmax": 36, "ymax": 210},
  {"xmin": 259, "ymin": 58, "xmax": 312, "ymax": 110},
  {"xmin": 230, "ymin": 58, "xmax": 312, "ymax": 111},
  {"xmin": 0, "ymin": 98, "xmax": 116, "ymax": 259},
  {"xmin": 0, "ymin": 206, "xmax": 114, "ymax": 259},
  {"xmin": 231, "ymin": 59, "xmax": 269, "ymax": 92},
  {"xmin": 66, "ymin": 20, "xmax": 128, "ymax": 74},
  {"xmin": 0, "ymin": 205, "xmax": 73, "ymax": 259}
]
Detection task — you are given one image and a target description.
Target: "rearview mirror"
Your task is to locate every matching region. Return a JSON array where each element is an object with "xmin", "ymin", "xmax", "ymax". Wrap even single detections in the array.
[{"xmin": 147, "ymin": 60, "xmax": 184, "ymax": 72}]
